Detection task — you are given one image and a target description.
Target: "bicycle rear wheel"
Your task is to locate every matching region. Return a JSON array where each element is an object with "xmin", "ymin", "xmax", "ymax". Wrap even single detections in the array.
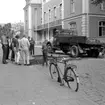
[
  {"xmin": 49, "ymin": 63, "xmax": 61, "ymax": 82},
  {"xmin": 64, "ymin": 66, "xmax": 79, "ymax": 92}
]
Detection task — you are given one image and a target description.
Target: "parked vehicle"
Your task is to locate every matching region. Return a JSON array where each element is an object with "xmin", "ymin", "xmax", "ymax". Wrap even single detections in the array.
[{"xmin": 46, "ymin": 29, "xmax": 105, "ymax": 57}]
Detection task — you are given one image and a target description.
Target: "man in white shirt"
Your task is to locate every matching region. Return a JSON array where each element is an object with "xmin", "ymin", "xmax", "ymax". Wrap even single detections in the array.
[{"xmin": 20, "ymin": 35, "xmax": 30, "ymax": 65}]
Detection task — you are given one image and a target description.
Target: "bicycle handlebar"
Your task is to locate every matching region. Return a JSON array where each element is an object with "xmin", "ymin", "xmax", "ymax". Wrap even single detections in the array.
[{"xmin": 49, "ymin": 55, "xmax": 80, "ymax": 64}]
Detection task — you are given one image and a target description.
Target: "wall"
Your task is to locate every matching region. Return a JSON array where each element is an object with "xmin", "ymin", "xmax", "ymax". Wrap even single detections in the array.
[
  {"xmin": 89, "ymin": 16, "xmax": 105, "ymax": 39},
  {"xmin": 64, "ymin": 17, "xmax": 82, "ymax": 36},
  {"xmin": 64, "ymin": 0, "xmax": 82, "ymax": 20},
  {"xmin": 42, "ymin": 0, "xmax": 62, "ymax": 23},
  {"xmin": 89, "ymin": 0, "xmax": 105, "ymax": 15}
]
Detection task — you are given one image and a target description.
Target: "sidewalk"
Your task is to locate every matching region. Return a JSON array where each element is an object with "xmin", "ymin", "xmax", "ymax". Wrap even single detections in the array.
[
  {"xmin": 34, "ymin": 47, "xmax": 105, "ymax": 105},
  {"xmin": 0, "ymin": 46, "xmax": 104, "ymax": 105}
]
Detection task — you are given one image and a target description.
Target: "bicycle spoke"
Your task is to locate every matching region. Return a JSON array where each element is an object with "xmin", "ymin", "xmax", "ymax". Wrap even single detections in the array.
[
  {"xmin": 65, "ymin": 67, "xmax": 79, "ymax": 92},
  {"xmin": 49, "ymin": 63, "xmax": 59, "ymax": 81}
]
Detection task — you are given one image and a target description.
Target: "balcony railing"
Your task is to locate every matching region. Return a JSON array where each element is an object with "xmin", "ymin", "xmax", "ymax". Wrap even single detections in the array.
[{"xmin": 36, "ymin": 19, "xmax": 62, "ymax": 31}]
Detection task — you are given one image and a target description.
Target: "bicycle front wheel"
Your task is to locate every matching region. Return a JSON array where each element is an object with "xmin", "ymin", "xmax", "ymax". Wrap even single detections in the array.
[
  {"xmin": 49, "ymin": 63, "xmax": 61, "ymax": 82},
  {"xmin": 65, "ymin": 66, "xmax": 79, "ymax": 92}
]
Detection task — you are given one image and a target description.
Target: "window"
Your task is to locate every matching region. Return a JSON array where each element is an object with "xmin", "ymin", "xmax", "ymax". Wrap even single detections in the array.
[
  {"xmin": 54, "ymin": 7, "xmax": 57, "ymax": 19},
  {"xmin": 71, "ymin": 0, "xmax": 75, "ymax": 13},
  {"xmin": 69, "ymin": 22, "xmax": 77, "ymax": 35},
  {"xmin": 44, "ymin": 12, "xmax": 46, "ymax": 23},
  {"xmin": 99, "ymin": 21, "xmax": 105, "ymax": 36},
  {"xmin": 49, "ymin": 9, "xmax": 51, "ymax": 22},
  {"xmin": 100, "ymin": 2, "xmax": 105, "ymax": 10},
  {"xmin": 59, "ymin": 4, "xmax": 62, "ymax": 19}
]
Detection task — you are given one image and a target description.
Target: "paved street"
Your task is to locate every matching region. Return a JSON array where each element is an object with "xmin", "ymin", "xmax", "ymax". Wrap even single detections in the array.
[{"xmin": 0, "ymin": 45, "xmax": 105, "ymax": 105}]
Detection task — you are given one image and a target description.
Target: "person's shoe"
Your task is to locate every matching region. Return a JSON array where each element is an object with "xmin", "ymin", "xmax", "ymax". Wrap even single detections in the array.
[
  {"xmin": 2, "ymin": 62, "xmax": 8, "ymax": 64},
  {"xmin": 27, "ymin": 63, "xmax": 31, "ymax": 66},
  {"xmin": 24, "ymin": 64, "xmax": 27, "ymax": 66},
  {"xmin": 17, "ymin": 63, "xmax": 21, "ymax": 65}
]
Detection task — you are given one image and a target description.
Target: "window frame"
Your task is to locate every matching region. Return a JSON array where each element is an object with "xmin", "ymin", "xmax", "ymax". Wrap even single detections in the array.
[
  {"xmin": 54, "ymin": 6, "xmax": 57, "ymax": 19},
  {"xmin": 69, "ymin": 22, "xmax": 77, "ymax": 35},
  {"xmin": 49, "ymin": 9, "xmax": 51, "ymax": 22},
  {"xmin": 99, "ymin": 21, "xmax": 105, "ymax": 37},
  {"xmin": 59, "ymin": 3, "xmax": 62, "ymax": 19},
  {"xmin": 71, "ymin": 0, "xmax": 75, "ymax": 13},
  {"xmin": 100, "ymin": 1, "xmax": 105, "ymax": 10},
  {"xmin": 44, "ymin": 12, "xmax": 46, "ymax": 24}
]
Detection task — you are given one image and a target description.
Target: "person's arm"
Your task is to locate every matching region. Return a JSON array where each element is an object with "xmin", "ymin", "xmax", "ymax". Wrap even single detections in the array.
[{"xmin": 27, "ymin": 39, "xmax": 30, "ymax": 48}]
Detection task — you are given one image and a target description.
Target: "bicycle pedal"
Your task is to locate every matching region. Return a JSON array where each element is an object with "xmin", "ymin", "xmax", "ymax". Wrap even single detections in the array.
[
  {"xmin": 67, "ymin": 77, "xmax": 74, "ymax": 82},
  {"xmin": 57, "ymin": 77, "xmax": 62, "ymax": 83}
]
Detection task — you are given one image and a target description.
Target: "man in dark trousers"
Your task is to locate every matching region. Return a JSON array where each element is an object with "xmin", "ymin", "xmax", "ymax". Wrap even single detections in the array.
[
  {"xmin": 6, "ymin": 36, "xmax": 10, "ymax": 60},
  {"xmin": 30, "ymin": 38, "xmax": 35, "ymax": 56},
  {"xmin": 1, "ymin": 34, "xmax": 8, "ymax": 64},
  {"xmin": 42, "ymin": 40, "xmax": 48, "ymax": 66},
  {"xmin": 10, "ymin": 37, "xmax": 17, "ymax": 61}
]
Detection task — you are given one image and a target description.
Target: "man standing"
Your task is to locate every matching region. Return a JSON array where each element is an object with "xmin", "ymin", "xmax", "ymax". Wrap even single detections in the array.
[
  {"xmin": 30, "ymin": 38, "xmax": 35, "ymax": 56},
  {"xmin": 1, "ymin": 34, "xmax": 8, "ymax": 64},
  {"xmin": 6, "ymin": 36, "xmax": 10, "ymax": 60},
  {"xmin": 14, "ymin": 35, "xmax": 21, "ymax": 65},
  {"xmin": 20, "ymin": 35, "xmax": 30, "ymax": 66}
]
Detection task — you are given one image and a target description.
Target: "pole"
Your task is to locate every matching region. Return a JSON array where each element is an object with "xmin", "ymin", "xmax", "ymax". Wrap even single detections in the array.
[
  {"xmin": 48, "ymin": 12, "xmax": 49, "ymax": 41},
  {"xmin": 87, "ymin": 0, "xmax": 89, "ymax": 37}
]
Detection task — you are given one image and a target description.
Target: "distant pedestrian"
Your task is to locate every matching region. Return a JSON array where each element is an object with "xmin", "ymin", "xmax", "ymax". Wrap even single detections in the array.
[
  {"xmin": 28, "ymin": 36, "xmax": 31, "ymax": 55},
  {"xmin": 30, "ymin": 38, "xmax": 35, "ymax": 56},
  {"xmin": 6, "ymin": 36, "xmax": 10, "ymax": 60},
  {"xmin": 10, "ymin": 37, "xmax": 17, "ymax": 61},
  {"xmin": 20, "ymin": 35, "xmax": 30, "ymax": 66},
  {"xmin": 42, "ymin": 40, "xmax": 48, "ymax": 66},
  {"xmin": 1, "ymin": 34, "xmax": 8, "ymax": 64},
  {"xmin": 14, "ymin": 35, "xmax": 21, "ymax": 65}
]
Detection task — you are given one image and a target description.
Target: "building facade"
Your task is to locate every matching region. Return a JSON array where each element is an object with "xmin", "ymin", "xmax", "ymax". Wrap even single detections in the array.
[
  {"xmin": 24, "ymin": 0, "xmax": 105, "ymax": 44},
  {"xmin": 24, "ymin": 0, "xmax": 42, "ymax": 44}
]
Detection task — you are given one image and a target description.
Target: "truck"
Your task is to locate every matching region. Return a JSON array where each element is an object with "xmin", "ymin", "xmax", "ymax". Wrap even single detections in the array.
[{"xmin": 46, "ymin": 29, "xmax": 105, "ymax": 57}]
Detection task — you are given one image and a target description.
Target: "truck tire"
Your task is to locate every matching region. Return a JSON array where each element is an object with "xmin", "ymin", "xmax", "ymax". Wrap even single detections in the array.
[{"xmin": 71, "ymin": 45, "xmax": 79, "ymax": 57}]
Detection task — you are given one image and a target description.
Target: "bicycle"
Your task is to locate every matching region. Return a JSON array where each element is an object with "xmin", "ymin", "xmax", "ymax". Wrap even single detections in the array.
[{"xmin": 48, "ymin": 54, "xmax": 79, "ymax": 92}]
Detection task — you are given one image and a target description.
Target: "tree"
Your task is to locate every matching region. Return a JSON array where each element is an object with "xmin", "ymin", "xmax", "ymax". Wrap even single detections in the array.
[{"xmin": 91, "ymin": 0, "xmax": 105, "ymax": 5}]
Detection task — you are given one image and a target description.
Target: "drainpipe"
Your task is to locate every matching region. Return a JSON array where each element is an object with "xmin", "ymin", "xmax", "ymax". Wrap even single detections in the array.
[
  {"xmin": 87, "ymin": 0, "xmax": 89, "ymax": 37},
  {"xmin": 48, "ymin": 10, "xmax": 49, "ymax": 41},
  {"xmin": 62, "ymin": 0, "xmax": 64, "ymax": 29}
]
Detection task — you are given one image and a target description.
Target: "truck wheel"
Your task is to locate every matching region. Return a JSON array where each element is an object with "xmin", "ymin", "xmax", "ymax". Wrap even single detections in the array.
[{"xmin": 71, "ymin": 45, "xmax": 79, "ymax": 57}]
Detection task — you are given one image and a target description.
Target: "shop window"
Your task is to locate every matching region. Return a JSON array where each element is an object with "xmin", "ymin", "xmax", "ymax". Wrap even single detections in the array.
[{"xmin": 99, "ymin": 21, "xmax": 105, "ymax": 36}]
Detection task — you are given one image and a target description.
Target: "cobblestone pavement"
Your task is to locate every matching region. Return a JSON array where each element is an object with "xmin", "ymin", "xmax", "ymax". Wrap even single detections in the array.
[{"xmin": 0, "ymin": 46, "xmax": 104, "ymax": 105}]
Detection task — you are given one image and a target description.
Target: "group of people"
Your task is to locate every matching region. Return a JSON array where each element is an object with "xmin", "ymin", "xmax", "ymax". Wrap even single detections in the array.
[{"xmin": 1, "ymin": 34, "xmax": 35, "ymax": 66}]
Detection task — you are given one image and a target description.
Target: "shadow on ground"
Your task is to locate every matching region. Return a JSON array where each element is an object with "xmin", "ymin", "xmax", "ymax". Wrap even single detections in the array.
[
  {"xmin": 29, "ymin": 52, "xmax": 105, "ymax": 65},
  {"xmin": 30, "ymin": 55, "xmax": 43, "ymax": 65}
]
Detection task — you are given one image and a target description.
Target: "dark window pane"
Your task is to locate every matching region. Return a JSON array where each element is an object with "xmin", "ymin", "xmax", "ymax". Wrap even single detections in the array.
[{"xmin": 99, "ymin": 27, "xmax": 102, "ymax": 36}]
